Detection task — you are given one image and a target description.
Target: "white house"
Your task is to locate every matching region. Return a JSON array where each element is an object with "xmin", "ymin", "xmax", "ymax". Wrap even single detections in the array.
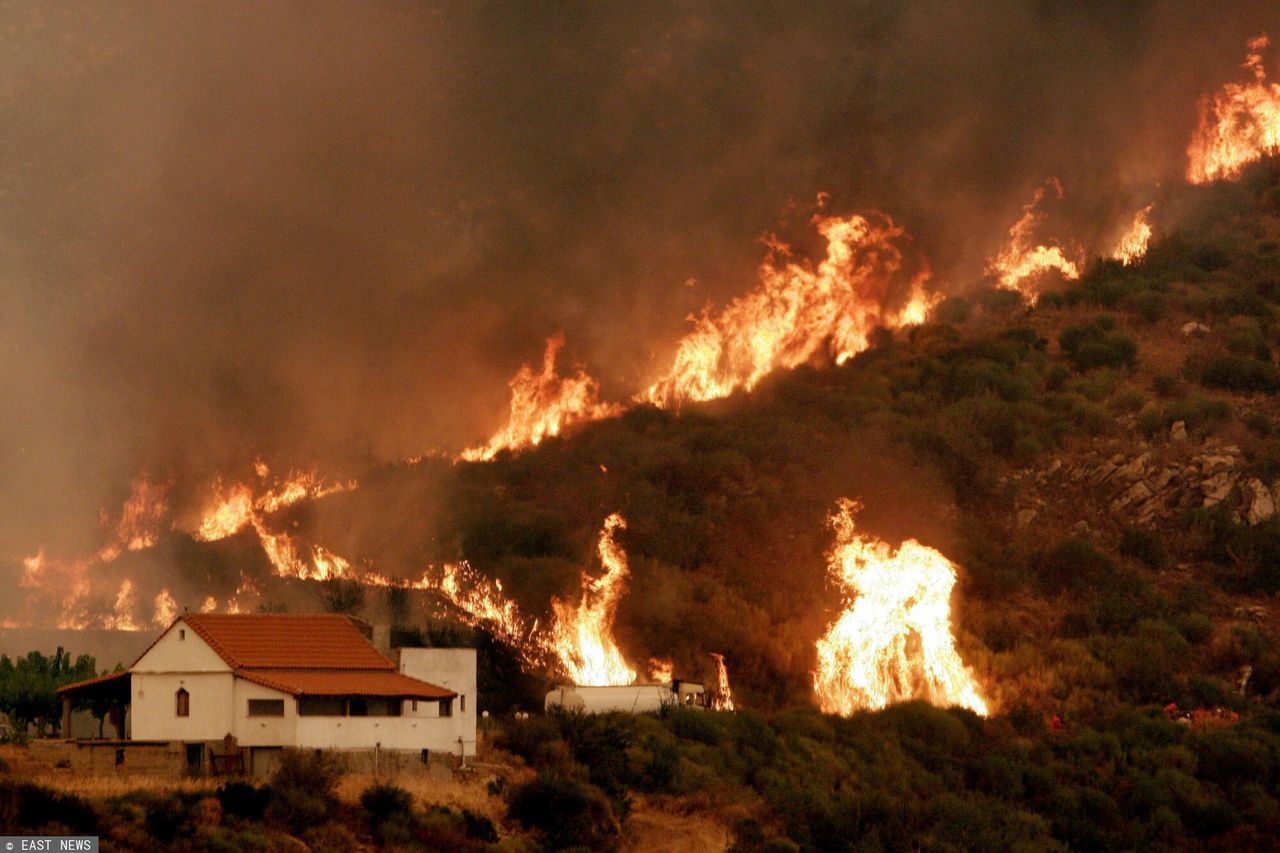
[{"xmin": 57, "ymin": 613, "xmax": 476, "ymax": 776}]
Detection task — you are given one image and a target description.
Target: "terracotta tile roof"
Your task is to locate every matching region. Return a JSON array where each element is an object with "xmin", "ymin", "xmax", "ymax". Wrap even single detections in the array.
[
  {"xmin": 180, "ymin": 613, "xmax": 395, "ymax": 670},
  {"xmin": 56, "ymin": 669, "xmax": 131, "ymax": 695},
  {"xmin": 237, "ymin": 669, "xmax": 456, "ymax": 699}
]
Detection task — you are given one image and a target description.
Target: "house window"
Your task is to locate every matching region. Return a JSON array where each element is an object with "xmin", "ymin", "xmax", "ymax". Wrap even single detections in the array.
[
  {"xmin": 460, "ymin": 694, "xmax": 466, "ymax": 713},
  {"xmin": 179, "ymin": 629, "xmax": 185, "ymax": 640},
  {"xmin": 298, "ymin": 697, "xmax": 345, "ymax": 716},
  {"xmin": 175, "ymin": 688, "xmax": 190, "ymax": 717},
  {"xmin": 439, "ymin": 698, "xmax": 453, "ymax": 718},
  {"xmin": 411, "ymin": 700, "xmax": 418, "ymax": 712},
  {"xmin": 247, "ymin": 699, "xmax": 284, "ymax": 717}
]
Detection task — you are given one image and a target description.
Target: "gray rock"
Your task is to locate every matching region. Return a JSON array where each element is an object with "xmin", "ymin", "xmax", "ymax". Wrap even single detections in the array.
[
  {"xmin": 1181, "ymin": 321, "xmax": 1211, "ymax": 336},
  {"xmin": 1016, "ymin": 509, "xmax": 1038, "ymax": 529},
  {"xmin": 1202, "ymin": 471, "xmax": 1238, "ymax": 507},
  {"xmin": 1244, "ymin": 478, "xmax": 1275, "ymax": 525},
  {"xmin": 1170, "ymin": 421, "xmax": 1188, "ymax": 442}
]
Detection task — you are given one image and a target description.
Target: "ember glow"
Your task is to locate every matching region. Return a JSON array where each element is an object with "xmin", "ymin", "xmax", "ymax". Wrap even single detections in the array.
[
  {"xmin": 641, "ymin": 213, "xmax": 929, "ymax": 409},
  {"xmin": 986, "ymin": 179, "xmax": 1080, "ymax": 302},
  {"xmin": 709, "ymin": 652, "xmax": 736, "ymax": 711},
  {"xmin": 813, "ymin": 499, "xmax": 988, "ymax": 716},
  {"xmin": 461, "ymin": 336, "xmax": 622, "ymax": 462},
  {"xmin": 1188, "ymin": 34, "xmax": 1280, "ymax": 184},
  {"xmin": 550, "ymin": 513, "xmax": 637, "ymax": 686},
  {"xmin": 1113, "ymin": 204, "xmax": 1154, "ymax": 266}
]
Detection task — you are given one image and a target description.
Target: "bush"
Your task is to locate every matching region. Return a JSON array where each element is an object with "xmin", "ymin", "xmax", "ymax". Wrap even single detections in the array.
[
  {"xmin": 360, "ymin": 782, "xmax": 413, "ymax": 825},
  {"xmin": 507, "ymin": 771, "xmax": 621, "ymax": 851},
  {"xmin": 1059, "ymin": 320, "xmax": 1138, "ymax": 372},
  {"xmin": 1035, "ymin": 538, "xmax": 1118, "ymax": 592},
  {"xmin": 267, "ymin": 749, "xmax": 346, "ymax": 832},
  {"xmin": 215, "ymin": 780, "xmax": 271, "ymax": 822},
  {"xmin": 1119, "ymin": 527, "xmax": 1168, "ymax": 569},
  {"xmin": 1186, "ymin": 353, "xmax": 1280, "ymax": 393}
]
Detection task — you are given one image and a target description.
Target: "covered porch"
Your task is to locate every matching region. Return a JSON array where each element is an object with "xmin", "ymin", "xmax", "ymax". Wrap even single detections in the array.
[{"xmin": 56, "ymin": 669, "xmax": 130, "ymax": 740}]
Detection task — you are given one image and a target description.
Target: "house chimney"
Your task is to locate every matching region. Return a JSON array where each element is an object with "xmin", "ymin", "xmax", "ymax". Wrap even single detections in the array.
[{"xmin": 372, "ymin": 624, "xmax": 392, "ymax": 655}]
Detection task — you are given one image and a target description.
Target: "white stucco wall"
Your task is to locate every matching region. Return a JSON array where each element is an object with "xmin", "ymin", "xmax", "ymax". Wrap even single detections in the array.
[
  {"xmin": 396, "ymin": 648, "xmax": 476, "ymax": 756},
  {"xmin": 132, "ymin": 620, "xmax": 229, "ymax": 673},
  {"xmin": 231, "ymin": 680, "xmax": 298, "ymax": 747},
  {"xmin": 132, "ymin": 671, "xmax": 235, "ymax": 741},
  {"xmin": 294, "ymin": 714, "xmax": 466, "ymax": 754}
]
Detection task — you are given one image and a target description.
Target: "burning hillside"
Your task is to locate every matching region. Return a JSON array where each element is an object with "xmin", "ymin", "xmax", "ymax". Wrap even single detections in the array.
[{"xmin": 7, "ymin": 7, "xmax": 1280, "ymax": 726}]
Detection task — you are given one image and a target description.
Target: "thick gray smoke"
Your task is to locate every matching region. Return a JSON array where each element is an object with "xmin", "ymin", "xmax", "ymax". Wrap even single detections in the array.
[{"xmin": 3, "ymin": 0, "xmax": 1279, "ymax": 555}]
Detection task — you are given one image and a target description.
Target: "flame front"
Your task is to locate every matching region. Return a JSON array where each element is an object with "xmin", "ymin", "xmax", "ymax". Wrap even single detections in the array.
[
  {"xmin": 986, "ymin": 179, "xmax": 1080, "ymax": 303},
  {"xmin": 709, "ymin": 652, "xmax": 736, "ymax": 711},
  {"xmin": 641, "ymin": 213, "xmax": 930, "ymax": 409},
  {"xmin": 1112, "ymin": 204, "xmax": 1154, "ymax": 266},
  {"xmin": 461, "ymin": 336, "xmax": 623, "ymax": 462},
  {"xmin": 813, "ymin": 499, "xmax": 988, "ymax": 716},
  {"xmin": 430, "ymin": 562, "xmax": 554, "ymax": 669},
  {"xmin": 464, "ymin": 210, "xmax": 933, "ymax": 458},
  {"xmin": 1188, "ymin": 35, "xmax": 1280, "ymax": 184},
  {"xmin": 550, "ymin": 513, "xmax": 637, "ymax": 686}
]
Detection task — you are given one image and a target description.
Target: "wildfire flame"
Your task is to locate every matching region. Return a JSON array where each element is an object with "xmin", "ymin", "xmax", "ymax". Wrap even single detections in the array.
[
  {"xmin": 97, "ymin": 474, "xmax": 169, "ymax": 561},
  {"xmin": 641, "ymin": 213, "xmax": 931, "ymax": 409},
  {"xmin": 813, "ymin": 499, "xmax": 988, "ymax": 716},
  {"xmin": 709, "ymin": 652, "xmax": 736, "ymax": 711},
  {"xmin": 430, "ymin": 562, "xmax": 554, "ymax": 669},
  {"xmin": 153, "ymin": 589, "xmax": 177, "ymax": 627},
  {"xmin": 464, "ymin": 209, "xmax": 934, "ymax": 459},
  {"xmin": 986, "ymin": 179, "xmax": 1080, "ymax": 303},
  {"xmin": 461, "ymin": 336, "xmax": 623, "ymax": 462},
  {"xmin": 102, "ymin": 579, "xmax": 141, "ymax": 631},
  {"xmin": 1188, "ymin": 34, "xmax": 1280, "ymax": 184},
  {"xmin": 1112, "ymin": 204, "xmax": 1154, "ymax": 266},
  {"xmin": 550, "ymin": 513, "xmax": 637, "ymax": 686}
]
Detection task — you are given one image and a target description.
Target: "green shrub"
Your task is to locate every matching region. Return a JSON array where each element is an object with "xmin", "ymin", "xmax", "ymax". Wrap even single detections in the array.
[
  {"xmin": 1186, "ymin": 353, "xmax": 1280, "ymax": 393},
  {"xmin": 267, "ymin": 749, "xmax": 346, "ymax": 832},
  {"xmin": 1060, "ymin": 320, "xmax": 1138, "ymax": 372},
  {"xmin": 1153, "ymin": 373, "xmax": 1181, "ymax": 397},
  {"xmin": 215, "ymin": 780, "xmax": 271, "ymax": 822},
  {"xmin": 507, "ymin": 771, "xmax": 621, "ymax": 851},
  {"xmin": 360, "ymin": 782, "xmax": 413, "ymax": 825},
  {"xmin": 1119, "ymin": 527, "xmax": 1168, "ymax": 569},
  {"xmin": 1035, "ymin": 538, "xmax": 1118, "ymax": 592}
]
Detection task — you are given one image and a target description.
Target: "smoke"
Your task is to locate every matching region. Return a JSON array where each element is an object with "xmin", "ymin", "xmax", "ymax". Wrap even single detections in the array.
[{"xmin": 3, "ymin": 0, "xmax": 1280, "ymax": 555}]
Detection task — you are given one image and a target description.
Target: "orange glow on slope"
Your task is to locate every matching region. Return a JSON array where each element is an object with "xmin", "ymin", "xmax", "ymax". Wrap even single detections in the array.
[
  {"xmin": 550, "ymin": 513, "xmax": 637, "ymax": 686},
  {"xmin": 461, "ymin": 335, "xmax": 623, "ymax": 462},
  {"xmin": 813, "ymin": 499, "xmax": 988, "ymax": 716},
  {"xmin": 1188, "ymin": 35, "xmax": 1280, "ymax": 184},
  {"xmin": 986, "ymin": 179, "xmax": 1080, "ymax": 303},
  {"xmin": 1112, "ymin": 204, "xmax": 1154, "ymax": 266},
  {"xmin": 709, "ymin": 652, "xmax": 736, "ymax": 711},
  {"xmin": 195, "ymin": 481, "xmax": 255, "ymax": 542},
  {"xmin": 641, "ymin": 213, "xmax": 931, "ymax": 409}
]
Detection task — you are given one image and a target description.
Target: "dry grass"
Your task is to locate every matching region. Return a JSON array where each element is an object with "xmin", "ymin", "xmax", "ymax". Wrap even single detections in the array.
[
  {"xmin": 14, "ymin": 769, "xmax": 220, "ymax": 799},
  {"xmin": 336, "ymin": 771, "xmax": 507, "ymax": 824}
]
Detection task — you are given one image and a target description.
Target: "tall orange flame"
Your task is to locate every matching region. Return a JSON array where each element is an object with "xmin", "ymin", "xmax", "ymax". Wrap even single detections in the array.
[
  {"xmin": 641, "ymin": 213, "xmax": 930, "ymax": 408},
  {"xmin": 1112, "ymin": 204, "xmax": 1154, "ymax": 266},
  {"xmin": 1188, "ymin": 35, "xmax": 1280, "ymax": 184},
  {"xmin": 813, "ymin": 499, "xmax": 988, "ymax": 716},
  {"xmin": 986, "ymin": 179, "xmax": 1080, "ymax": 303},
  {"xmin": 550, "ymin": 513, "xmax": 637, "ymax": 686},
  {"xmin": 709, "ymin": 652, "xmax": 736, "ymax": 711},
  {"xmin": 461, "ymin": 336, "xmax": 623, "ymax": 462},
  {"xmin": 153, "ymin": 589, "xmax": 178, "ymax": 627}
]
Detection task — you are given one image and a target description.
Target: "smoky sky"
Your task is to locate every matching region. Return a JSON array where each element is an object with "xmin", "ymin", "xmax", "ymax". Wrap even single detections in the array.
[{"xmin": 3, "ymin": 0, "xmax": 1279, "ymax": 555}]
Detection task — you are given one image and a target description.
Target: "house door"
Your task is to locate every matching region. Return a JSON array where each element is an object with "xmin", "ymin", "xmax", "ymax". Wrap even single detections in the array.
[{"xmin": 185, "ymin": 743, "xmax": 204, "ymax": 775}]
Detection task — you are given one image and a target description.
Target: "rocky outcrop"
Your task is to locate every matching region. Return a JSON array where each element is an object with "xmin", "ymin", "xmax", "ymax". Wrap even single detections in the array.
[{"xmin": 1011, "ymin": 437, "xmax": 1278, "ymax": 531}]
